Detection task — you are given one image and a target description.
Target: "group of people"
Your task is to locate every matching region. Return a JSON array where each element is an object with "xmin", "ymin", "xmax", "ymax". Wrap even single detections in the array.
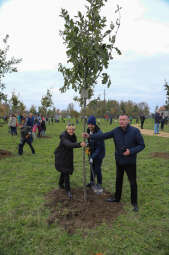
[
  {"xmin": 7, "ymin": 111, "xmax": 168, "ymax": 212},
  {"xmin": 7, "ymin": 112, "xmax": 49, "ymax": 155},
  {"xmin": 137, "ymin": 111, "xmax": 167, "ymax": 132},
  {"xmin": 8, "ymin": 113, "xmax": 47, "ymax": 137},
  {"xmin": 154, "ymin": 110, "xmax": 167, "ymax": 134},
  {"xmin": 54, "ymin": 114, "xmax": 145, "ymax": 212}
]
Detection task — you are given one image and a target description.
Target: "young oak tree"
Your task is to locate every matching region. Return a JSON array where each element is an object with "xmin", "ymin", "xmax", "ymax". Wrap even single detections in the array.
[
  {"xmin": 41, "ymin": 89, "xmax": 53, "ymax": 116},
  {"xmin": 29, "ymin": 105, "xmax": 37, "ymax": 115},
  {"xmin": 58, "ymin": 0, "xmax": 121, "ymax": 200},
  {"xmin": 0, "ymin": 34, "xmax": 22, "ymax": 103},
  {"xmin": 9, "ymin": 91, "xmax": 26, "ymax": 113}
]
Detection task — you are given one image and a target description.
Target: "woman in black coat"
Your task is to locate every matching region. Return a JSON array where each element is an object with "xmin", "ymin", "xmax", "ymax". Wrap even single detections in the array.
[{"xmin": 54, "ymin": 124, "xmax": 85, "ymax": 199}]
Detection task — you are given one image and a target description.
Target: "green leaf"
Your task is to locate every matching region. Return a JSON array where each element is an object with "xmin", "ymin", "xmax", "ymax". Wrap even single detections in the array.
[{"xmin": 113, "ymin": 47, "xmax": 122, "ymax": 55}]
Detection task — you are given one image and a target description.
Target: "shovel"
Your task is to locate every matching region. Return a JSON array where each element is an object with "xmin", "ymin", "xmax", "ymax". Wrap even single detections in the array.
[{"xmin": 89, "ymin": 159, "xmax": 98, "ymax": 193}]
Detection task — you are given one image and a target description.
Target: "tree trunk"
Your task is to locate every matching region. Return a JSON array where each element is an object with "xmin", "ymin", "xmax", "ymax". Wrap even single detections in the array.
[{"xmin": 82, "ymin": 99, "xmax": 87, "ymax": 201}]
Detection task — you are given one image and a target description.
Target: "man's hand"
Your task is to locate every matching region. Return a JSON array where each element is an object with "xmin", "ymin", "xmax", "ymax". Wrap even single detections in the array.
[
  {"xmin": 80, "ymin": 141, "xmax": 86, "ymax": 147},
  {"xmin": 82, "ymin": 132, "xmax": 89, "ymax": 138},
  {"xmin": 123, "ymin": 148, "xmax": 130, "ymax": 156}
]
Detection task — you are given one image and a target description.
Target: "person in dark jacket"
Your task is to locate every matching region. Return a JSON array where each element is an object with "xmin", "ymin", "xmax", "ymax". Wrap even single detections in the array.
[
  {"xmin": 26, "ymin": 112, "xmax": 34, "ymax": 128},
  {"xmin": 154, "ymin": 110, "xmax": 161, "ymax": 134},
  {"xmin": 54, "ymin": 124, "xmax": 85, "ymax": 199},
  {"xmin": 83, "ymin": 114, "xmax": 145, "ymax": 212},
  {"xmin": 86, "ymin": 115, "xmax": 105, "ymax": 193},
  {"xmin": 160, "ymin": 113, "xmax": 165, "ymax": 131},
  {"xmin": 18, "ymin": 125, "xmax": 35, "ymax": 155},
  {"xmin": 40, "ymin": 119, "xmax": 46, "ymax": 136},
  {"xmin": 140, "ymin": 114, "xmax": 145, "ymax": 129}
]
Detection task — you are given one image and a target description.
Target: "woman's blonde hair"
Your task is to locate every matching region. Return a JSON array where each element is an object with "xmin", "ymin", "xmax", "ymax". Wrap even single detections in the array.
[{"xmin": 66, "ymin": 123, "xmax": 76, "ymax": 130}]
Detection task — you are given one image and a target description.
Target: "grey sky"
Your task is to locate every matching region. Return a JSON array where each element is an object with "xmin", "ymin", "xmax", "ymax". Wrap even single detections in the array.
[{"xmin": 1, "ymin": 0, "xmax": 169, "ymax": 112}]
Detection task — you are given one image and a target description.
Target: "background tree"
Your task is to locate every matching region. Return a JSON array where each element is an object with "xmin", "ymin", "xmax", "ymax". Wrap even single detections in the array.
[
  {"xmin": 58, "ymin": 0, "xmax": 121, "ymax": 200},
  {"xmin": 0, "ymin": 103, "xmax": 10, "ymax": 117},
  {"xmin": 41, "ymin": 89, "xmax": 53, "ymax": 116},
  {"xmin": 9, "ymin": 91, "xmax": 25, "ymax": 113},
  {"xmin": 0, "ymin": 34, "xmax": 22, "ymax": 103},
  {"xmin": 137, "ymin": 102, "xmax": 150, "ymax": 116},
  {"xmin": 67, "ymin": 103, "xmax": 75, "ymax": 117},
  {"xmin": 29, "ymin": 105, "xmax": 37, "ymax": 115},
  {"xmin": 38, "ymin": 106, "xmax": 46, "ymax": 116},
  {"xmin": 60, "ymin": 109, "xmax": 68, "ymax": 119},
  {"xmin": 18, "ymin": 101, "xmax": 26, "ymax": 114},
  {"xmin": 164, "ymin": 80, "xmax": 169, "ymax": 110},
  {"xmin": 66, "ymin": 103, "xmax": 80, "ymax": 119}
]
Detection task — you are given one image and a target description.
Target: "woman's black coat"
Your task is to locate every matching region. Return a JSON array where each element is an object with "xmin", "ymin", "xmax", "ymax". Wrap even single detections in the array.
[{"xmin": 54, "ymin": 131, "xmax": 81, "ymax": 175}]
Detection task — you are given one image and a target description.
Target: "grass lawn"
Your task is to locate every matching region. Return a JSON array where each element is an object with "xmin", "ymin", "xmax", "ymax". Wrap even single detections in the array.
[
  {"xmin": 0, "ymin": 119, "xmax": 169, "ymax": 255},
  {"xmin": 132, "ymin": 118, "xmax": 169, "ymax": 133}
]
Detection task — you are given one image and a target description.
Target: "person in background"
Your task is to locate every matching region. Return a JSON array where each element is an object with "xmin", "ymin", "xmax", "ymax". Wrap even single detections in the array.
[
  {"xmin": 54, "ymin": 124, "xmax": 85, "ymax": 199},
  {"xmin": 17, "ymin": 113, "xmax": 22, "ymax": 126},
  {"xmin": 86, "ymin": 115, "xmax": 105, "ymax": 193},
  {"xmin": 32, "ymin": 119, "xmax": 38, "ymax": 139},
  {"xmin": 154, "ymin": 110, "xmax": 161, "ymax": 134},
  {"xmin": 160, "ymin": 112, "xmax": 165, "ymax": 131},
  {"xmin": 40, "ymin": 117, "xmax": 46, "ymax": 136},
  {"xmin": 21, "ymin": 112, "xmax": 27, "ymax": 126},
  {"xmin": 140, "ymin": 114, "xmax": 145, "ymax": 129},
  {"xmin": 8, "ymin": 113, "xmax": 17, "ymax": 136},
  {"xmin": 129, "ymin": 116, "xmax": 133, "ymax": 124},
  {"xmin": 26, "ymin": 112, "xmax": 34, "ymax": 128},
  {"xmin": 18, "ymin": 125, "xmax": 35, "ymax": 155},
  {"xmin": 109, "ymin": 116, "xmax": 113, "ymax": 125}
]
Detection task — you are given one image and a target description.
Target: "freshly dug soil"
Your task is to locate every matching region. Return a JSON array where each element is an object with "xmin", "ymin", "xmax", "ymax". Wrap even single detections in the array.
[
  {"xmin": 151, "ymin": 152, "xmax": 169, "ymax": 160},
  {"xmin": 0, "ymin": 149, "xmax": 12, "ymax": 160},
  {"xmin": 45, "ymin": 187, "xmax": 124, "ymax": 234}
]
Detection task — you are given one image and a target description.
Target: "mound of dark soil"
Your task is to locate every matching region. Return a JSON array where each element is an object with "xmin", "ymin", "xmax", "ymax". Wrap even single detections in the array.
[
  {"xmin": 151, "ymin": 152, "xmax": 169, "ymax": 160},
  {"xmin": 0, "ymin": 149, "xmax": 12, "ymax": 159},
  {"xmin": 45, "ymin": 187, "xmax": 124, "ymax": 234}
]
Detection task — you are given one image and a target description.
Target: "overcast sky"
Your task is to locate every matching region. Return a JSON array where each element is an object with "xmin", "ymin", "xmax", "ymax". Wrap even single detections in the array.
[{"xmin": 1, "ymin": 0, "xmax": 169, "ymax": 112}]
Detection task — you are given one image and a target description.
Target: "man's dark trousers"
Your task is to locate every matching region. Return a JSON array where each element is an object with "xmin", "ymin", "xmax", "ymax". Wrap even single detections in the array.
[
  {"xmin": 115, "ymin": 162, "xmax": 137, "ymax": 205},
  {"xmin": 18, "ymin": 138, "xmax": 35, "ymax": 155},
  {"xmin": 141, "ymin": 121, "xmax": 144, "ymax": 129}
]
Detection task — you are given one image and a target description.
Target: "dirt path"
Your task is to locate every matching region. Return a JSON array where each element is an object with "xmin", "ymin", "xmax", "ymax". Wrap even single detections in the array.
[{"xmin": 133, "ymin": 124, "xmax": 169, "ymax": 138}]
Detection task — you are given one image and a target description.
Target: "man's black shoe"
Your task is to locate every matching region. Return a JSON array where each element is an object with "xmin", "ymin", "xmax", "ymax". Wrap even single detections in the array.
[
  {"xmin": 133, "ymin": 204, "xmax": 139, "ymax": 212},
  {"xmin": 106, "ymin": 197, "xmax": 120, "ymax": 202}
]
